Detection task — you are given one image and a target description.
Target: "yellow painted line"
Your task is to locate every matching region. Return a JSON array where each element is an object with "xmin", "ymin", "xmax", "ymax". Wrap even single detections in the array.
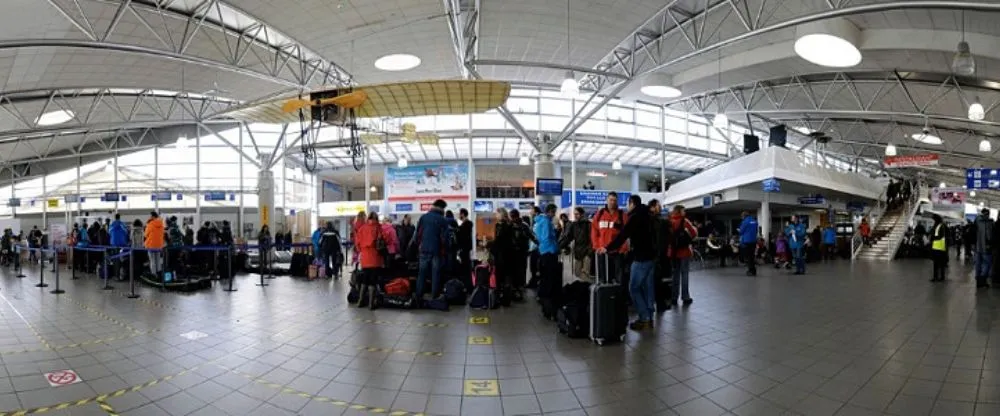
[
  {"xmin": 66, "ymin": 297, "xmax": 141, "ymax": 333},
  {"xmin": 468, "ymin": 316, "xmax": 490, "ymax": 324},
  {"xmin": 356, "ymin": 346, "xmax": 444, "ymax": 356},
  {"xmin": 463, "ymin": 379, "xmax": 499, "ymax": 396},
  {"xmin": 96, "ymin": 400, "xmax": 119, "ymax": 416},
  {"xmin": 352, "ymin": 318, "xmax": 449, "ymax": 328},
  {"xmin": 0, "ymin": 329, "xmax": 163, "ymax": 356},
  {"xmin": 225, "ymin": 367, "xmax": 425, "ymax": 416},
  {"xmin": 468, "ymin": 336, "xmax": 493, "ymax": 345}
]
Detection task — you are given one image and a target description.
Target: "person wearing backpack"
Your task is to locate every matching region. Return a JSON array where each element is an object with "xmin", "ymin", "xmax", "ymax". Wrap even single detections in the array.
[
  {"xmin": 534, "ymin": 204, "xmax": 561, "ymax": 316},
  {"xmin": 355, "ymin": 212, "xmax": 386, "ymax": 308},
  {"xmin": 591, "ymin": 192, "xmax": 628, "ymax": 284},
  {"xmin": 648, "ymin": 199, "xmax": 671, "ymax": 311},
  {"xmin": 410, "ymin": 199, "xmax": 451, "ymax": 304},
  {"xmin": 599, "ymin": 195, "xmax": 657, "ymax": 330},
  {"xmin": 559, "ymin": 207, "xmax": 593, "ymax": 282},
  {"xmin": 509, "ymin": 209, "xmax": 536, "ymax": 295},
  {"xmin": 667, "ymin": 205, "xmax": 698, "ymax": 307}
]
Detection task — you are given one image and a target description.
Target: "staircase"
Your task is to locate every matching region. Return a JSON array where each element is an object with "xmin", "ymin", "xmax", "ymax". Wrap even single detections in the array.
[{"xmin": 856, "ymin": 207, "xmax": 908, "ymax": 261}]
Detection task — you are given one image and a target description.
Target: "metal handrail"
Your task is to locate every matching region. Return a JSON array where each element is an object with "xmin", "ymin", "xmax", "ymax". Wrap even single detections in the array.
[
  {"xmin": 885, "ymin": 183, "xmax": 924, "ymax": 261},
  {"xmin": 852, "ymin": 187, "xmax": 888, "ymax": 261}
]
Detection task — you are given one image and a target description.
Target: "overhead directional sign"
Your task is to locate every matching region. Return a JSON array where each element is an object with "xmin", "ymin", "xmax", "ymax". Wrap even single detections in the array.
[{"xmin": 966, "ymin": 168, "xmax": 1000, "ymax": 190}]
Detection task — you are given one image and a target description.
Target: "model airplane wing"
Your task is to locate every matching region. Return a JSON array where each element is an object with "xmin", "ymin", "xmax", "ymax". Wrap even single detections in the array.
[{"xmin": 217, "ymin": 80, "xmax": 511, "ymax": 124}]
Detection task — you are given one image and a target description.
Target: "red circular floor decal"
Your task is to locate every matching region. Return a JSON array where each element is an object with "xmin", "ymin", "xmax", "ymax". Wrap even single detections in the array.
[{"xmin": 44, "ymin": 369, "xmax": 80, "ymax": 387}]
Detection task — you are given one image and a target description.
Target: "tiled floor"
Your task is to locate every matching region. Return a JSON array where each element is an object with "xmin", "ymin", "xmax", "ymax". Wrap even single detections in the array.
[{"xmin": 0, "ymin": 258, "xmax": 997, "ymax": 415}]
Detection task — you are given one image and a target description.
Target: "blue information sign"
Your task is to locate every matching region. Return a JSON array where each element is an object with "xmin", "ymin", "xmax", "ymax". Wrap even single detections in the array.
[
  {"xmin": 394, "ymin": 203, "xmax": 413, "ymax": 212},
  {"xmin": 7, "ymin": 198, "xmax": 20, "ymax": 207},
  {"xmin": 798, "ymin": 195, "xmax": 826, "ymax": 205},
  {"xmin": 762, "ymin": 178, "xmax": 781, "ymax": 192},
  {"xmin": 64, "ymin": 195, "xmax": 79, "ymax": 203},
  {"xmin": 966, "ymin": 168, "xmax": 1000, "ymax": 190},
  {"xmin": 104, "ymin": 192, "xmax": 120, "ymax": 202},
  {"xmin": 204, "ymin": 191, "xmax": 226, "ymax": 201},
  {"xmin": 846, "ymin": 201, "xmax": 866, "ymax": 212},
  {"xmin": 151, "ymin": 192, "xmax": 171, "ymax": 201},
  {"xmin": 561, "ymin": 190, "xmax": 631, "ymax": 207}
]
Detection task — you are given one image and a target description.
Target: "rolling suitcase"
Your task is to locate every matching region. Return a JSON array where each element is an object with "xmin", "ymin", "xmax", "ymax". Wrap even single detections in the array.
[{"xmin": 590, "ymin": 253, "xmax": 627, "ymax": 346}]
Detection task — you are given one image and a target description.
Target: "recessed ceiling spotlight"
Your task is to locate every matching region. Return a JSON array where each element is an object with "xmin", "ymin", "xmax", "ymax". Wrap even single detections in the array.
[
  {"xmin": 374, "ymin": 54, "xmax": 421, "ymax": 71},
  {"xmin": 35, "ymin": 110, "xmax": 75, "ymax": 126},
  {"xmin": 639, "ymin": 73, "xmax": 682, "ymax": 98}
]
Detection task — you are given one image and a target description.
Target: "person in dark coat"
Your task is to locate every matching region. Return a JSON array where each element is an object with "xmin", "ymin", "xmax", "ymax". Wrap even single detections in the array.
[
  {"xmin": 559, "ymin": 207, "xmax": 593, "ymax": 281},
  {"xmin": 457, "ymin": 209, "xmax": 474, "ymax": 288},
  {"xmin": 395, "ymin": 215, "xmax": 416, "ymax": 260}
]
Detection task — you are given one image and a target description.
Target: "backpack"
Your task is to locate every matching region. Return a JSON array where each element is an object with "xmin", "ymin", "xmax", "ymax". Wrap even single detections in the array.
[
  {"xmin": 444, "ymin": 278, "xmax": 466, "ymax": 305},
  {"xmin": 672, "ymin": 220, "xmax": 692, "ymax": 250},
  {"xmin": 512, "ymin": 223, "xmax": 530, "ymax": 253},
  {"xmin": 384, "ymin": 278, "xmax": 410, "ymax": 297}
]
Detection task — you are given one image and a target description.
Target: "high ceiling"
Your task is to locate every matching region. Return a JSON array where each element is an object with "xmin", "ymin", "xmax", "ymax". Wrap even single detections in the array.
[{"xmin": 1, "ymin": 0, "xmax": 1000, "ymax": 198}]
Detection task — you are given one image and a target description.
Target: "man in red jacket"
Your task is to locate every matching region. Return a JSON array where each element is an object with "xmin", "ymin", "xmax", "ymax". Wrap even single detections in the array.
[
  {"xmin": 668, "ymin": 205, "xmax": 699, "ymax": 307},
  {"xmin": 591, "ymin": 192, "xmax": 628, "ymax": 283}
]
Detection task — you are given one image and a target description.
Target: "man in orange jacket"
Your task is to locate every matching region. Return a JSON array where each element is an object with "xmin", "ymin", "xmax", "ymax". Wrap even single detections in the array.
[
  {"xmin": 144, "ymin": 211, "xmax": 165, "ymax": 277},
  {"xmin": 591, "ymin": 192, "xmax": 628, "ymax": 283}
]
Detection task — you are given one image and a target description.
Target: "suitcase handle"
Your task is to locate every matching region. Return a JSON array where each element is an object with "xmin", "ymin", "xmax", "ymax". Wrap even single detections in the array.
[{"xmin": 597, "ymin": 252, "xmax": 612, "ymax": 284}]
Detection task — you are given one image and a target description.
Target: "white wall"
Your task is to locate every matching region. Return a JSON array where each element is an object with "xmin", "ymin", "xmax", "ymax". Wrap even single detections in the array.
[{"xmin": 559, "ymin": 167, "xmax": 633, "ymax": 191}]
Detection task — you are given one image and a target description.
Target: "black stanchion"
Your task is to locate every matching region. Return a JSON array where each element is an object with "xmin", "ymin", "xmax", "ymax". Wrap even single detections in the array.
[
  {"xmin": 35, "ymin": 253, "xmax": 48, "ymax": 287},
  {"xmin": 71, "ymin": 248, "xmax": 78, "ymax": 280},
  {"xmin": 161, "ymin": 248, "xmax": 168, "ymax": 292},
  {"xmin": 101, "ymin": 255, "xmax": 114, "ymax": 291},
  {"xmin": 14, "ymin": 247, "xmax": 24, "ymax": 278},
  {"xmin": 127, "ymin": 250, "xmax": 139, "ymax": 298},
  {"xmin": 49, "ymin": 250, "xmax": 63, "ymax": 294},
  {"xmin": 256, "ymin": 246, "xmax": 268, "ymax": 287},
  {"xmin": 224, "ymin": 246, "xmax": 237, "ymax": 292}
]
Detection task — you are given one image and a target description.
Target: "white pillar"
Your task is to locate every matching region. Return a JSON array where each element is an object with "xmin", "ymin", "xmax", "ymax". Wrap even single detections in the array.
[
  {"xmin": 113, "ymin": 151, "xmax": 119, "ymax": 212},
  {"xmin": 238, "ymin": 127, "xmax": 244, "ymax": 240},
  {"xmin": 631, "ymin": 169, "xmax": 640, "ymax": 193},
  {"xmin": 364, "ymin": 147, "xmax": 371, "ymax": 213},
  {"xmin": 311, "ymin": 171, "xmax": 319, "ymax": 231},
  {"xmin": 467, "ymin": 117, "xmax": 476, "ymax": 259},
  {"xmin": 75, "ymin": 162, "xmax": 81, "ymax": 218},
  {"xmin": 570, "ymin": 137, "xmax": 577, "ymax": 213},
  {"xmin": 41, "ymin": 175, "xmax": 47, "ymax": 228},
  {"xmin": 195, "ymin": 133, "xmax": 201, "ymax": 225},
  {"xmin": 153, "ymin": 147, "xmax": 159, "ymax": 212},
  {"xmin": 534, "ymin": 137, "xmax": 556, "ymax": 208},
  {"xmin": 10, "ymin": 169, "xmax": 16, "ymax": 218},
  {"xmin": 760, "ymin": 195, "xmax": 771, "ymax": 241},
  {"xmin": 258, "ymin": 168, "xmax": 274, "ymax": 234},
  {"xmin": 660, "ymin": 107, "xmax": 667, "ymax": 202}
]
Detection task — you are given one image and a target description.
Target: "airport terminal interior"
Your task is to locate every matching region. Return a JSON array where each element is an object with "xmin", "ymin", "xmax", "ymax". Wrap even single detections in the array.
[{"xmin": 3, "ymin": 1, "xmax": 1000, "ymax": 415}]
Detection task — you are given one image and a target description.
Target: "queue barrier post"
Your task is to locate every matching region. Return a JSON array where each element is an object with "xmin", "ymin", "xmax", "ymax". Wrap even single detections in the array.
[
  {"xmin": 14, "ymin": 246, "xmax": 24, "ymax": 278},
  {"xmin": 50, "ymin": 248, "xmax": 63, "ymax": 294},
  {"xmin": 34, "ymin": 249, "xmax": 48, "ymax": 288},
  {"xmin": 101, "ymin": 250, "xmax": 118, "ymax": 291},
  {"xmin": 127, "ymin": 249, "xmax": 139, "ymax": 299},
  {"xmin": 256, "ymin": 244, "xmax": 268, "ymax": 287},
  {"xmin": 223, "ymin": 246, "xmax": 237, "ymax": 292}
]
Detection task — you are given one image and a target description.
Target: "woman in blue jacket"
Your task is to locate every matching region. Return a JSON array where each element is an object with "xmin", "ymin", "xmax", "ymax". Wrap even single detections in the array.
[
  {"xmin": 109, "ymin": 214, "xmax": 129, "ymax": 247},
  {"xmin": 785, "ymin": 216, "xmax": 808, "ymax": 275}
]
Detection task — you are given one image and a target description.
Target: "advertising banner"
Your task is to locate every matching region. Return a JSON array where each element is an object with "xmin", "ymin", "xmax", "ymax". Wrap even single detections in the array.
[
  {"xmin": 930, "ymin": 187, "xmax": 966, "ymax": 211},
  {"xmin": 884, "ymin": 154, "xmax": 939, "ymax": 168},
  {"xmin": 49, "ymin": 223, "xmax": 67, "ymax": 248},
  {"xmin": 386, "ymin": 163, "xmax": 469, "ymax": 200}
]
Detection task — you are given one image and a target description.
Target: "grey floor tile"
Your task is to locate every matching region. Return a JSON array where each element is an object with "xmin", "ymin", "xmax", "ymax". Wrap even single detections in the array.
[
  {"xmin": 930, "ymin": 400, "xmax": 975, "ymax": 416},
  {"xmin": 501, "ymin": 394, "xmax": 540, "ymax": 415},
  {"xmin": 673, "ymin": 396, "xmax": 727, "ymax": 416},
  {"xmin": 885, "ymin": 393, "xmax": 935, "ymax": 416},
  {"xmin": 426, "ymin": 394, "xmax": 462, "ymax": 415},
  {"xmin": 705, "ymin": 385, "xmax": 755, "ymax": 410}
]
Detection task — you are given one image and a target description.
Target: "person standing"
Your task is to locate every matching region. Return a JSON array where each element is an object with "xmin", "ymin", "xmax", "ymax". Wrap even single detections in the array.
[
  {"xmin": 457, "ymin": 209, "xmax": 474, "ymax": 288},
  {"xmin": 143, "ymin": 212, "xmax": 164, "ymax": 278},
  {"xmin": 930, "ymin": 214, "xmax": 948, "ymax": 282},
  {"xmin": 559, "ymin": 207, "xmax": 593, "ymax": 282},
  {"xmin": 822, "ymin": 224, "xmax": 837, "ymax": 260},
  {"xmin": 859, "ymin": 219, "xmax": 871, "ymax": 247},
  {"xmin": 667, "ymin": 205, "xmax": 698, "ymax": 307},
  {"xmin": 354, "ymin": 212, "xmax": 385, "ymax": 308},
  {"xmin": 411, "ymin": 199, "xmax": 451, "ymax": 303},
  {"xmin": 647, "ymin": 200, "xmax": 671, "ymax": 311},
  {"xmin": 526, "ymin": 206, "xmax": 542, "ymax": 289},
  {"xmin": 786, "ymin": 215, "xmax": 807, "ymax": 275},
  {"xmin": 591, "ymin": 192, "xmax": 628, "ymax": 284},
  {"xmin": 490, "ymin": 208, "xmax": 515, "ymax": 291},
  {"xmin": 738, "ymin": 211, "xmax": 759, "ymax": 276},
  {"xmin": 534, "ymin": 204, "xmax": 560, "ymax": 317},
  {"xmin": 319, "ymin": 222, "xmax": 343, "ymax": 279},
  {"xmin": 509, "ymin": 209, "xmax": 536, "ymax": 296},
  {"xmin": 395, "ymin": 215, "xmax": 416, "ymax": 259},
  {"xmin": 974, "ymin": 209, "xmax": 994, "ymax": 288},
  {"xmin": 600, "ymin": 195, "xmax": 656, "ymax": 330},
  {"xmin": 380, "ymin": 216, "xmax": 399, "ymax": 274}
]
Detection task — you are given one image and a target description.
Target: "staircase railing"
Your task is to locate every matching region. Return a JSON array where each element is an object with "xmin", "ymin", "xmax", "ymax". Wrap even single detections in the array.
[
  {"xmin": 852, "ymin": 188, "xmax": 888, "ymax": 261},
  {"xmin": 884, "ymin": 183, "xmax": 923, "ymax": 261}
]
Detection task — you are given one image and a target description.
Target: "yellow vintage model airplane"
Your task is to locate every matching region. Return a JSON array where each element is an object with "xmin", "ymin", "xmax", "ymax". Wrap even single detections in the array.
[
  {"xmin": 359, "ymin": 122, "xmax": 440, "ymax": 145},
  {"xmin": 218, "ymin": 79, "xmax": 511, "ymax": 125}
]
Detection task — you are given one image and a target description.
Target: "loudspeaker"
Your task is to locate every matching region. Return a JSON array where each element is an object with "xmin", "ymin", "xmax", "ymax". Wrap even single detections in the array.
[
  {"xmin": 743, "ymin": 134, "xmax": 760, "ymax": 154},
  {"xmin": 769, "ymin": 124, "xmax": 787, "ymax": 148}
]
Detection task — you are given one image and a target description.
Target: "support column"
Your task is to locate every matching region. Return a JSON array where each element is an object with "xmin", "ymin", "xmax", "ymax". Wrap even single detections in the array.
[
  {"xmin": 10, "ymin": 168, "xmax": 16, "ymax": 218},
  {"xmin": 570, "ymin": 137, "xmax": 577, "ymax": 212},
  {"xmin": 153, "ymin": 147, "xmax": 159, "ymax": 212},
  {"xmin": 364, "ymin": 147, "xmax": 371, "ymax": 213},
  {"xmin": 660, "ymin": 107, "xmax": 667, "ymax": 202},
  {"xmin": 760, "ymin": 195, "xmax": 771, "ymax": 242},
  {"xmin": 76, "ymin": 162, "xmax": 82, "ymax": 218},
  {"xmin": 113, "ymin": 151, "xmax": 119, "ymax": 212},
  {"xmin": 467, "ymin": 118, "xmax": 476, "ymax": 259},
  {"xmin": 258, "ymin": 167, "xmax": 275, "ymax": 235},
  {"xmin": 534, "ymin": 137, "xmax": 556, "ymax": 208},
  {"xmin": 195, "ymin": 133, "xmax": 201, "ymax": 225},
  {"xmin": 41, "ymin": 176, "xmax": 47, "ymax": 228},
  {"xmin": 238, "ymin": 127, "xmax": 244, "ymax": 239},
  {"xmin": 631, "ymin": 169, "xmax": 640, "ymax": 193}
]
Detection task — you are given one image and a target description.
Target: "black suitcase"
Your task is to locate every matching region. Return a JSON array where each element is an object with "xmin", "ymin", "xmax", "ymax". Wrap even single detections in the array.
[
  {"xmin": 590, "ymin": 254, "xmax": 628, "ymax": 346},
  {"xmin": 289, "ymin": 253, "xmax": 309, "ymax": 277}
]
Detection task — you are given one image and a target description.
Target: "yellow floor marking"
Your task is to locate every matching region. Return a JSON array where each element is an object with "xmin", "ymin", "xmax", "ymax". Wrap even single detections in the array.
[
  {"xmin": 467, "ymin": 336, "xmax": 493, "ymax": 345},
  {"xmin": 463, "ymin": 379, "xmax": 499, "ymax": 396}
]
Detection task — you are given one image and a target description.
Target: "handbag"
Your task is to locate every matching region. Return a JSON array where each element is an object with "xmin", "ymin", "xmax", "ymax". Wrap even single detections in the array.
[{"xmin": 375, "ymin": 227, "xmax": 389, "ymax": 261}]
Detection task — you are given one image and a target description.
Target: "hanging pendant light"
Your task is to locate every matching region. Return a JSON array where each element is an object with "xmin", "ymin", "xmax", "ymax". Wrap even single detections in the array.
[
  {"xmin": 519, "ymin": 153, "xmax": 529, "ymax": 166},
  {"xmin": 953, "ymin": 11, "xmax": 976, "ymax": 76},
  {"xmin": 559, "ymin": 0, "xmax": 578, "ymax": 98},
  {"xmin": 612, "ymin": 160, "xmax": 622, "ymax": 170},
  {"xmin": 397, "ymin": 158, "xmax": 408, "ymax": 168},
  {"xmin": 980, "ymin": 138, "xmax": 992, "ymax": 152},
  {"xmin": 969, "ymin": 96, "xmax": 985, "ymax": 121},
  {"xmin": 560, "ymin": 71, "xmax": 579, "ymax": 98},
  {"xmin": 885, "ymin": 143, "xmax": 897, "ymax": 156}
]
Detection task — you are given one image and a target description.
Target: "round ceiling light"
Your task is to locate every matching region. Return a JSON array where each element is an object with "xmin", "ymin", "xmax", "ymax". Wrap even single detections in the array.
[
  {"xmin": 980, "ymin": 138, "xmax": 992, "ymax": 152},
  {"xmin": 794, "ymin": 34, "xmax": 862, "ymax": 67},
  {"xmin": 969, "ymin": 96, "xmax": 985, "ymax": 121},
  {"xmin": 374, "ymin": 54, "xmax": 421, "ymax": 71},
  {"xmin": 793, "ymin": 18, "xmax": 862, "ymax": 68},
  {"xmin": 639, "ymin": 73, "xmax": 682, "ymax": 98},
  {"xmin": 885, "ymin": 143, "xmax": 897, "ymax": 156},
  {"xmin": 35, "ymin": 109, "xmax": 75, "ymax": 126},
  {"xmin": 911, "ymin": 131, "xmax": 942, "ymax": 145}
]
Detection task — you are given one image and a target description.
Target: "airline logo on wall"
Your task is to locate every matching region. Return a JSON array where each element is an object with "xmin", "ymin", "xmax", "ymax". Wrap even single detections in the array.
[{"xmin": 884, "ymin": 154, "xmax": 939, "ymax": 168}]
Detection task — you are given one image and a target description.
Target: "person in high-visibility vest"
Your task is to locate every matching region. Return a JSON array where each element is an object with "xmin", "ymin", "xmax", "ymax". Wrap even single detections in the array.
[{"xmin": 930, "ymin": 214, "xmax": 948, "ymax": 282}]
